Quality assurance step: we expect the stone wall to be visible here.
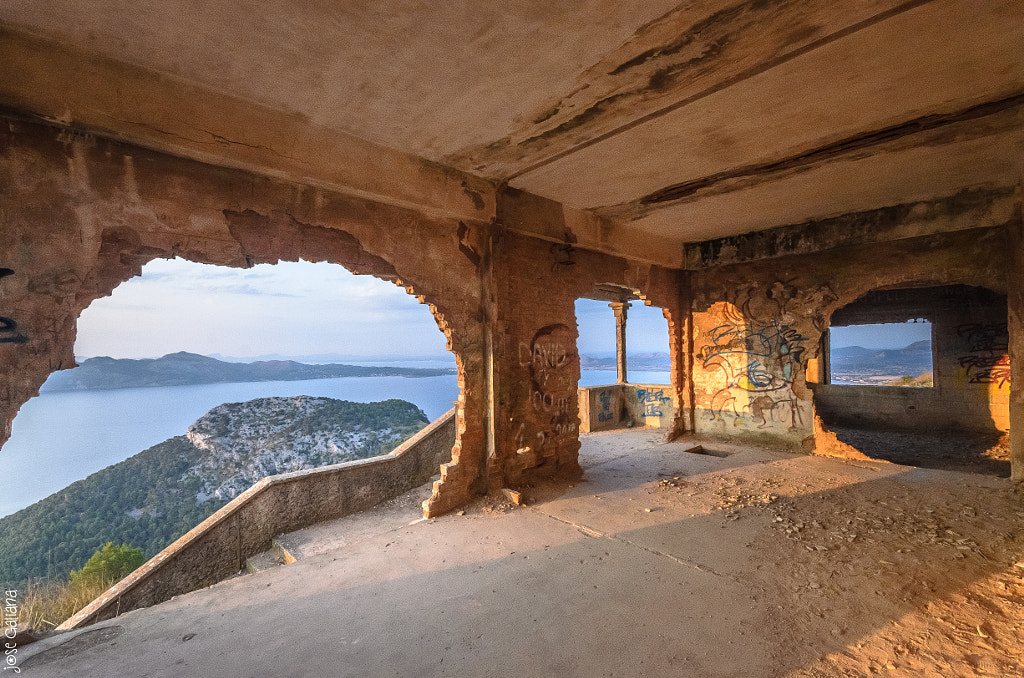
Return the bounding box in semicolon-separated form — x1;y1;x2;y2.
58;408;457;629
0;117;488;515
578;383;675;433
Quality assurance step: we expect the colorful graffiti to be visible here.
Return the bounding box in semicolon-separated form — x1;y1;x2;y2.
636;388;671;417
700;320;807;393
957;322;1010;388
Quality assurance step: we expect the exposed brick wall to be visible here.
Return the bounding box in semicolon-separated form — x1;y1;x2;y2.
487;230;686;489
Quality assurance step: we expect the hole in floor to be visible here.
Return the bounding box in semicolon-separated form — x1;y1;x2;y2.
684;445;730;458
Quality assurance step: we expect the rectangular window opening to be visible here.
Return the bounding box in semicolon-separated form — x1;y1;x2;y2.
828;321;933;387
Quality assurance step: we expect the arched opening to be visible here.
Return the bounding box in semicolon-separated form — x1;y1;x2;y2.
574;287;674;434
813;284;1009;476
0;256;461;605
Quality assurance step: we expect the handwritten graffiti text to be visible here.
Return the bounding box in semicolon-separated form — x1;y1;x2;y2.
957;322;1010;388
636;388;671;418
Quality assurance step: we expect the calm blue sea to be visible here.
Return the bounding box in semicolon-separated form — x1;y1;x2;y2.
0;369;668;517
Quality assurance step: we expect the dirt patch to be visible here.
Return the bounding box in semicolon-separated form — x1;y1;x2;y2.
751;473;1024;677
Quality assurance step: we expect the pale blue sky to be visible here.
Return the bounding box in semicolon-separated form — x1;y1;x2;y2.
76;258;451;360
829;321;932;349
574;298;670;356
79;259;926;359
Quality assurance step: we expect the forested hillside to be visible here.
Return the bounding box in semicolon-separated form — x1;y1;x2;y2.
0;397;428;585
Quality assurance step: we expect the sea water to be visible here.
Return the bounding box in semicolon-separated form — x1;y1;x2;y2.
1;369;668;517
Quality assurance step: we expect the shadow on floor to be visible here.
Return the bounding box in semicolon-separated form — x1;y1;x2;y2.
826;423;1010;477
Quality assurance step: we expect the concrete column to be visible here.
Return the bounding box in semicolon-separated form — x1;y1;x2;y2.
1009;197;1024;482
610;301;629;384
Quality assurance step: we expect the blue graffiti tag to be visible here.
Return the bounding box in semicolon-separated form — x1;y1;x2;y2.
636;388;671;417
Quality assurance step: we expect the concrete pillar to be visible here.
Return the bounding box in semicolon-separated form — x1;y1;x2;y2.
610;301;629;384
1009;197;1024;482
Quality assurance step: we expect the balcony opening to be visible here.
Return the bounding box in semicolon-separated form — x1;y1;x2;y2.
575;293;673;434
814;285;1009;476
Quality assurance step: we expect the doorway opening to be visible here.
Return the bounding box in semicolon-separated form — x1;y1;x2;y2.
575;290;673;433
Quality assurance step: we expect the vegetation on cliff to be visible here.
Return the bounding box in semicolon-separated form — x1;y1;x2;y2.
0;397;428;586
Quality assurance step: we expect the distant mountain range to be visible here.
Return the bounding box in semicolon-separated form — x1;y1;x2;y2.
581;352;671;371
830;340;933;382
0;396;428;585
41;352;457;392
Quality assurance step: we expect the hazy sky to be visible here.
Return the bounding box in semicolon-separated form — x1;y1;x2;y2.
76;258;451;360
77;258;923;360
76;258;673;360
829;322;932;349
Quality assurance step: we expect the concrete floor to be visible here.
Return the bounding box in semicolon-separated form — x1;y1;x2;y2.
17;429;1024;677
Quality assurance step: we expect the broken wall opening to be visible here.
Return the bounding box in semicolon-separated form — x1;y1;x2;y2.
0;256;460;590
574;290;674;434
828;320;934;387
813;285;1010;476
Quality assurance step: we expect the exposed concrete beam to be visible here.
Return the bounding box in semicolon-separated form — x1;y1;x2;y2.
0;26;496;224
496;187;684;269
683;186;1021;269
633;92;1024;211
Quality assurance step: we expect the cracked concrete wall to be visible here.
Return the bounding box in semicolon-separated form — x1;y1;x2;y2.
0;117;490;516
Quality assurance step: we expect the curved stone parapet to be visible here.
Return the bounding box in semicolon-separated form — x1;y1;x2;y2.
58;407;457;630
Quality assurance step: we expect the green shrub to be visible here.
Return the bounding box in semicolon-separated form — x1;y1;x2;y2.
69;542;145;593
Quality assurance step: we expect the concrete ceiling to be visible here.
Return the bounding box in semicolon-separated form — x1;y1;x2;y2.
1;0;1022;261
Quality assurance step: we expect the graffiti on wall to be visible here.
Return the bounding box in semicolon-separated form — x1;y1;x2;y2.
597;389;614;422
636;388;671;418
691;280;836;433
956;322;1010;388
698;316;809;429
0;269;27;345
517;324;578;455
700;320;807;392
